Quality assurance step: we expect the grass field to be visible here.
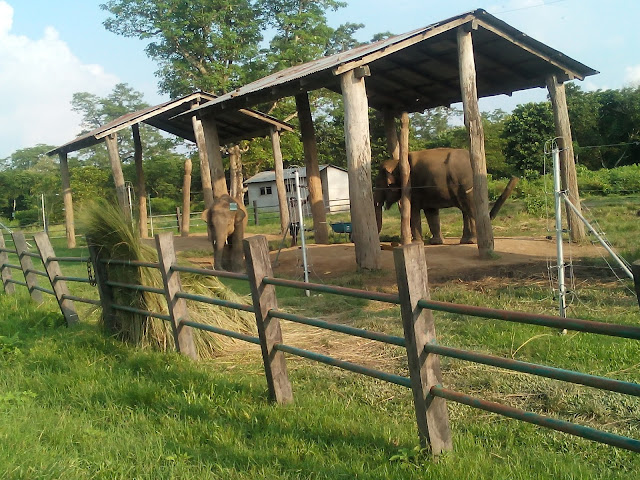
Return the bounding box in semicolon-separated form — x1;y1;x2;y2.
1;195;639;479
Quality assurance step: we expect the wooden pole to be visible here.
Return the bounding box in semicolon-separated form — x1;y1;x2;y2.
399;112;412;245
394;242;452;455
270;127;290;234
295;92;329;244
201;116;228;197
191;112;215;209
58;152;76;248
243;235;293;404
383;110;400;162
632;260;640;311
0;233;15;294
155;232;198;360
87;238;117;335
229;146;239;199
181;158;192;237
546;74;586;242
105;133;130;219
339;68;381;270
489;176;520;220
33;232;78;326
457;26;494;258
132;124;148;238
253;200;259;226
12;231;43;303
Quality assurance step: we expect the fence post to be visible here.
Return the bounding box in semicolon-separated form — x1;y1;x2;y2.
87;238;118;335
155;232;198;360
394;242;452;455
632;260;640;311
253;200;259;226
12;231;43;303
176;207;182;234
33;232;79;326
243;235;293;404
0;234;15;295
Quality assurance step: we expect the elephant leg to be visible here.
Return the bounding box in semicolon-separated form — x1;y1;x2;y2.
425;209;444;245
410;205;423;242
229;227;245;273
460;191;477;244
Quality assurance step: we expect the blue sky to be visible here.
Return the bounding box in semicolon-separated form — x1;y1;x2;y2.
1;0;639;158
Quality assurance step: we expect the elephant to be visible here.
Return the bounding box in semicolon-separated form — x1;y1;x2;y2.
202;194;248;272
373;148;476;245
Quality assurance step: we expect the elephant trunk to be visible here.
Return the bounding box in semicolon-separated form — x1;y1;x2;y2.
375;202;383;234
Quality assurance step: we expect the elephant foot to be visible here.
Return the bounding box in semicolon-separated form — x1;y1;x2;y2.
460;237;476;244
428;236;444;245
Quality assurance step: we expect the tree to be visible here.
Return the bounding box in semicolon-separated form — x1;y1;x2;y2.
1;144;56;171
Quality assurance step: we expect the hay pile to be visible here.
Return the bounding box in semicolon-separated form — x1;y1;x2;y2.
80;200;256;357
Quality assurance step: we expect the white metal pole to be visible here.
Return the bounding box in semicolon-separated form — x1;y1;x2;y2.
41;193;47;234
148;194;154;237
553;146;567;318
294;171;310;296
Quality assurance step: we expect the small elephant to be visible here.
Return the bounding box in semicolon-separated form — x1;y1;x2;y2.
373;148;476;245
202;194;248;272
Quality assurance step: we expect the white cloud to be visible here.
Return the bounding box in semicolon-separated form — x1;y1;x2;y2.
0;1;119;158
624;65;640;86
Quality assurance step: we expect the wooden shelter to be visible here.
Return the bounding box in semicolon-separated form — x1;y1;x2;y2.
47;92;293;247
190;8;597;268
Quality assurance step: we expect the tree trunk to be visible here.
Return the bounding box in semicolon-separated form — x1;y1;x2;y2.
340;69;381;270
270;127;290;233
105;133;130;219
546;74;586;242
58;152;76;248
399;112;412;245
201;115;227;198
132;124;148;238
182;158;192;237
457;26;494;258
229;145;244;201
295;92;329;244
191;112;214;209
383;110;400;162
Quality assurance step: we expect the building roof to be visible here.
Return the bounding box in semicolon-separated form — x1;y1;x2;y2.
245;165;347;184
190;9;597;116
47;92;294;156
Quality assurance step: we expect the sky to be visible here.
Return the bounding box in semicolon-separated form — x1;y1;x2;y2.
1;0;639;159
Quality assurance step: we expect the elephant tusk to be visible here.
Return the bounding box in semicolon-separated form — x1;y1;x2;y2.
465;186;473;194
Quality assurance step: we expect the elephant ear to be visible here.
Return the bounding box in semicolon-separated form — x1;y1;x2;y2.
201;208;210;221
234;205;246;225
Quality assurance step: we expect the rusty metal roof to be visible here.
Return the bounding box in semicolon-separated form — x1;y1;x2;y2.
190;9;597;116
47;92;293;156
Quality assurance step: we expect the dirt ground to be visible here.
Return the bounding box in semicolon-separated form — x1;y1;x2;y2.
155;233;606;285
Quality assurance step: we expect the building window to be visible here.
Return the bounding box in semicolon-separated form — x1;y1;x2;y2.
260;186;272;195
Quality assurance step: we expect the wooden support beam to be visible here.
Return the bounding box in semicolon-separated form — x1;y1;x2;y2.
201;116;228;198
33;232;78;326
132;124;148;238
399;112;412;245
243;235;293;404
340;69;381;269
394;243;452;455
181;158;192;237
0;233;15;294
457;27;494;258
295;92;329;244
105;133;130;219
383;110;400;162
229;144;244;202
12;231;43;303
191;110;215;209
270;127;290;234
58;152;76;248
546;74;586;242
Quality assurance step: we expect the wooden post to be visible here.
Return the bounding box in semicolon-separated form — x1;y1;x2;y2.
490;176;520;220
33;232;78;326
253;200;259;226
200;115;228;197
0;234;15;294
176;207;182;233
546;74;586;242
243;235;293;404
105;133;130;218
458;26;494;258
155;232;198;360
87;238;117;334
632;261;640;311
12;231;43;303
340;68;381;270
383;110;400;162
229;145;245;201
132;124;148;238
191;111;215;209
58;152;76;248
295;92;329;244
399;112;412;245
181;158;192;237
394;242;452;455
270;127;290;234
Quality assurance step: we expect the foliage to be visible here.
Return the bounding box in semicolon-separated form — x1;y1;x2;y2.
0;144;55;171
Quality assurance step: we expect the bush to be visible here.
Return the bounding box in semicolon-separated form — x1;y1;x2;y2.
576;164;640;196
149;197;179;215
14;209;40;227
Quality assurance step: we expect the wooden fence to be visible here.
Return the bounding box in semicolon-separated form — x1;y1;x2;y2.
2;230;640;455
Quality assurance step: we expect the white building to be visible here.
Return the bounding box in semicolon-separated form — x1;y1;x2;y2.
245;165;350;215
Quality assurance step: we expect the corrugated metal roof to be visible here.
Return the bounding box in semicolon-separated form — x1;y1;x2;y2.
191;9;597;116
47;92;294;156
245;165;348;184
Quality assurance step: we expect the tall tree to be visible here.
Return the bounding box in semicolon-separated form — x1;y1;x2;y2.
1;144;56;171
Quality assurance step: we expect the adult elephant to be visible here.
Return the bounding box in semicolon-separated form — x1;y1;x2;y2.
373;148;475;244
202;194;248;272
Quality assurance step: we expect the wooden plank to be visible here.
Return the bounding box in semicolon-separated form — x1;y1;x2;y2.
490;176;520;220
394;242;452;455
201;116;228;197
87;239;117;334
243;235;293;404
132;124;149;238
295;93;329;244
105;133;130;218
633;261;640;311
237;108;294;132
399;112;412;245
340;69;381;269
33;232;79;326
457;27;494;258
270;127;290;234
58;152;76;248
191;109;215;209
155;232;197;360
546;74;586;242
0;234;15;294
181;158;192;237
12;232;43;303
